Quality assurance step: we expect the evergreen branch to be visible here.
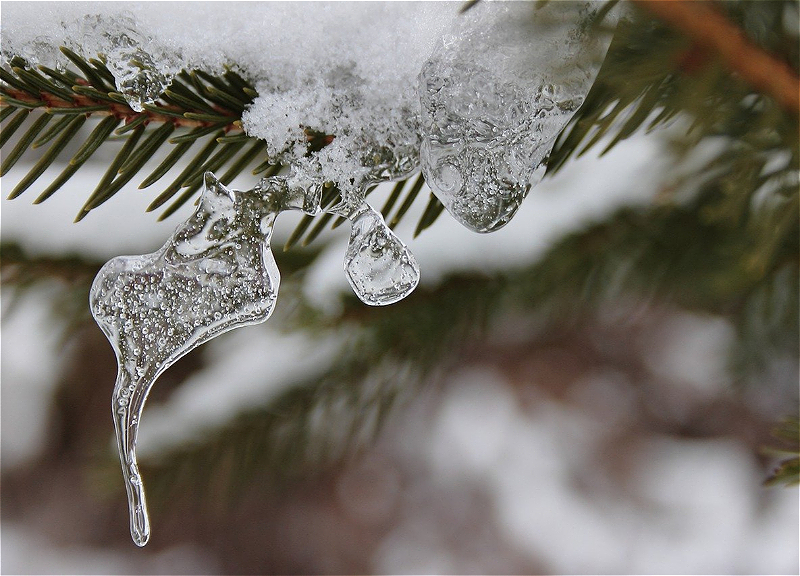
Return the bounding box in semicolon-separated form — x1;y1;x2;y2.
549;1;799;177
0;53;271;221
34;115;121;204
7;114;86;199
75;124;146;221
140;356;419;509
388;174;425;229
0;113;49;175
632;0;800;114
138;140;195;189
379;179;408;219
0;241;102;286
146;133;222;212
3;1;797;241
0;109;30;147
414;193;446;238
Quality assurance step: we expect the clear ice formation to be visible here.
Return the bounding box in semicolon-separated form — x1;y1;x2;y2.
59;1;618;546
290;151;421;306
329;201;420;306
90;172;319;546
418;1;612;233
68;13;176;112
90;169;421;545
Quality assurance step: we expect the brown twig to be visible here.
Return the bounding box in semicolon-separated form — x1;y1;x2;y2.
0;87;243;131
631;0;800;114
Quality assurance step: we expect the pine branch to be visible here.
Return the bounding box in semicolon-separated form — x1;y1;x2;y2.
548;0;799;176
0;53;270;221
764;418;800;487
1;52;443;242
2;1;797;244
140;357;420;510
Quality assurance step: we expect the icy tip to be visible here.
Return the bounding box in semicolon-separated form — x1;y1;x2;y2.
204;171;219;190
130;510;150;547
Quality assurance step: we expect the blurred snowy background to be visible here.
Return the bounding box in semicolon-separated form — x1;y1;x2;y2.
2;1;799;574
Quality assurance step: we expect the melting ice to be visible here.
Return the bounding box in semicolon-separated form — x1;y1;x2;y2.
419;2;613;232
330;201;420;306
89;173;319;545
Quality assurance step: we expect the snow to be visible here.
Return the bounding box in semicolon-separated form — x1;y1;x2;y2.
1;2;458;195
374;369;800;575
1;523;219;574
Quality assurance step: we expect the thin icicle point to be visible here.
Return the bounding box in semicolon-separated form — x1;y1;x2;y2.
90;172;317;546
418;2;614;233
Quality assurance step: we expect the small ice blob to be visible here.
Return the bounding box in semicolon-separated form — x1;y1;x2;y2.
64;13;178;111
338;203;420;306
418;1;615;233
90;172;318;546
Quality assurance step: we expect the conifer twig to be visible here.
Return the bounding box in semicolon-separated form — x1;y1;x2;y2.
632;0;800;114
0;86;242;131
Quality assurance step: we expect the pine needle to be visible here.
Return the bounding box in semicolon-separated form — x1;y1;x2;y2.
0;113;52;176
7;114;86;200
34;116;121;203
0;109;31;148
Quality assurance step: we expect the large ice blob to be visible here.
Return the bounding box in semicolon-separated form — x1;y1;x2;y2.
418;2;615;233
90;173;318;546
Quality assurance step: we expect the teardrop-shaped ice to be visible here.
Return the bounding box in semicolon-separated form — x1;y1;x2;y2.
418;2;614;233
90;172;318;546
341;203;420;306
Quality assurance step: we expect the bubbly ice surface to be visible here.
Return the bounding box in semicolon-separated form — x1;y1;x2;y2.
418;2;614;233
89;172;318;545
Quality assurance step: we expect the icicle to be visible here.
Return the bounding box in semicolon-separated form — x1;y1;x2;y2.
418;2;613;233
90;172;318;546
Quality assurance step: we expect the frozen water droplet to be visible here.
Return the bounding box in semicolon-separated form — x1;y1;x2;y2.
418;2;613;233
90;171;308;546
278;158;420;306
339;203;420;306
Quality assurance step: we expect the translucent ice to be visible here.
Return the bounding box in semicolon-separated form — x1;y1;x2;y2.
64;13;178;111
418;2;614;233
90;172;317;546
274;163;420;306
332;202;420;306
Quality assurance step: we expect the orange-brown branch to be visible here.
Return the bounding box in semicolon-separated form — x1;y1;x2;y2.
631;0;800;114
0;87;243;131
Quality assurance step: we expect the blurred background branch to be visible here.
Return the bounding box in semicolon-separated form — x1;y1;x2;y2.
632;0;799;113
